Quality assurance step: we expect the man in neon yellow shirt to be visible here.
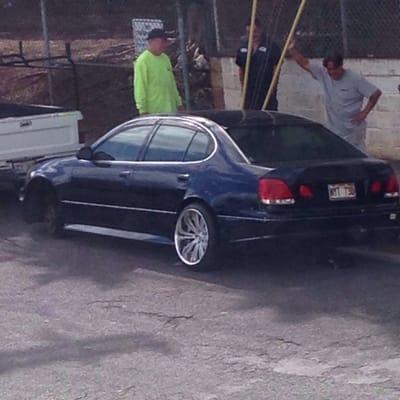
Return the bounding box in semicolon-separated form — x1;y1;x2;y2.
134;29;183;115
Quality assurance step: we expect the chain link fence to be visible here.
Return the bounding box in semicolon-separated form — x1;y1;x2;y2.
0;0;213;142
1;0;399;142
214;0;400;59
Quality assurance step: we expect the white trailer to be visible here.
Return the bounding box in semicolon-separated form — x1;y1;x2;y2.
0;103;82;191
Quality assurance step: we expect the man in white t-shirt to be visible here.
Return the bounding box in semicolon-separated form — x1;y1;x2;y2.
288;41;382;152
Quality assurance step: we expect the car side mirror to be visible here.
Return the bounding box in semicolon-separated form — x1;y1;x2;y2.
77;146;93;160
93;151;115;161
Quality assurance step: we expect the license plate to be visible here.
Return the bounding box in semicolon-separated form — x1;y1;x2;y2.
12;160;35;175
328;183;356;201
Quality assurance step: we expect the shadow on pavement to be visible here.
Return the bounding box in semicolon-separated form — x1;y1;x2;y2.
0;331;173;375
2;192;400;345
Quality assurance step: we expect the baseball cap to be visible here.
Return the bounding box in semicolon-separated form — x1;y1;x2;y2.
147;28;171;41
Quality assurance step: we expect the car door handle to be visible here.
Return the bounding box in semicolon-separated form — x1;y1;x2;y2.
119;170;132;178
177;174;190;182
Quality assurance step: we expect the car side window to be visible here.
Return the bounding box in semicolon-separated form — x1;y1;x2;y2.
94;126;151;161
184;131;212;162
144;125;196;162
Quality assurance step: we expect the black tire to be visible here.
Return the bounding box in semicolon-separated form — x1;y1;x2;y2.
44;194;65;238
174;203;219;271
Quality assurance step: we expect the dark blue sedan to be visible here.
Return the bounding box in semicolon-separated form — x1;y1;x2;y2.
23;111;400;270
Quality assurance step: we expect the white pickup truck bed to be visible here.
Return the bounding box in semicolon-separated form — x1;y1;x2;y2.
0;103;82;190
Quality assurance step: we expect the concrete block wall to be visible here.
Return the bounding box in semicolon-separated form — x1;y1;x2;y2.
218;57;241;110
214;57;400;160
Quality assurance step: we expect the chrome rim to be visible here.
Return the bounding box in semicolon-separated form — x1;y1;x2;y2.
175;208;209;266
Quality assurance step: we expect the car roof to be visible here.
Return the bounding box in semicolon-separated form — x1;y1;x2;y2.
121;110;317;132
181;110;316;128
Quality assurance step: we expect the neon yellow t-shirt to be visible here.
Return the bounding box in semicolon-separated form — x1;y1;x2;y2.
134;50;182;114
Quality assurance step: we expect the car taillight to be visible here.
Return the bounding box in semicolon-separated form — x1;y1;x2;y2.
259;179;295;205
385;173;399;198
299;184;314;199
370;180;382;194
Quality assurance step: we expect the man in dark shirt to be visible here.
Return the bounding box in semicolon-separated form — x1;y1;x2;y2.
236;18;281;110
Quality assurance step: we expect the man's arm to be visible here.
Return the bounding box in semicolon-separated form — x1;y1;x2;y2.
287;40;325;82
271;42;282;89
287;40;311;72
352;89;382;125
174;86;183;110
134;59;148;115
168;57;183;110
239;68;244;87
235;42;246;88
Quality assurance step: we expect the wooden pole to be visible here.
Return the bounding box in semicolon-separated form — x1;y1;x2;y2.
240;0;259;109
262;0;308;110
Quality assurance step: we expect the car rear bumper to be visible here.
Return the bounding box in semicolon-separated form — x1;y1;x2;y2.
218;207;400;243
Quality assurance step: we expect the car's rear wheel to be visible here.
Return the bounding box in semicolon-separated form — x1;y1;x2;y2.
44;195;65;238
174;203;219;271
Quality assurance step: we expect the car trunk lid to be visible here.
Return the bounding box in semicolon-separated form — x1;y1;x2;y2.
260;158;399;212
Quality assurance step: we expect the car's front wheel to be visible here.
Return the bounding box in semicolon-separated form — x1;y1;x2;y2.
174;203;219;271
44;195;65;238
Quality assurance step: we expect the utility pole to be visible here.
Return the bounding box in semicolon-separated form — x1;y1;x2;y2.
40;0;54;105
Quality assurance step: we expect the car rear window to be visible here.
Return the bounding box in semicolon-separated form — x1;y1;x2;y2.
144;125;196;162
227;124;364;164
184;132;213;162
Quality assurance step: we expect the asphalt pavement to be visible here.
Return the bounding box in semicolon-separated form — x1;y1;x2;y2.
1;192;400;399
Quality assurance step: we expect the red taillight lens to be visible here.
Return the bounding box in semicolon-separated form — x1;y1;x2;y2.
385;173;399;198
299;184;314;199
371;181;382;194
259;179;295;205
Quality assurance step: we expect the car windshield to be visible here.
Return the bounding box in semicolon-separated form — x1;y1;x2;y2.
227;124;365;164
